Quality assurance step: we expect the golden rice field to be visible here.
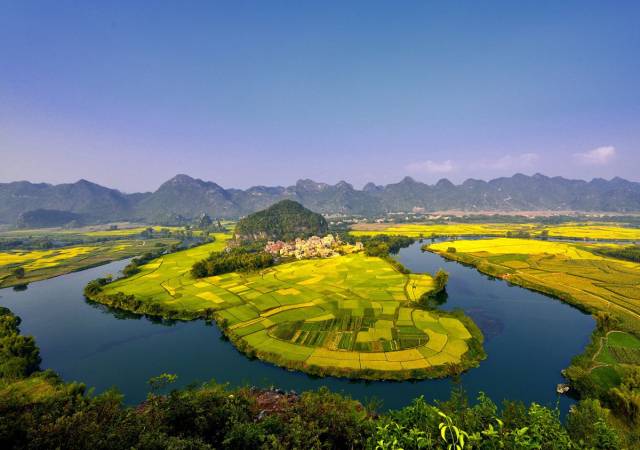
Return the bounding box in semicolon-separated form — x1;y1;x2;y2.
0;238;179;288
98;242;483;379
428;238;640;320
350;222;640;241
350;223;536;238
544;223;640;240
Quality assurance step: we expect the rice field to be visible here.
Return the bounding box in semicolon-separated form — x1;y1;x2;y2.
100;243;482;379
428;238;640;320
350;222;640;241
544;223;640;241
0;238;179;288
350;223;536;238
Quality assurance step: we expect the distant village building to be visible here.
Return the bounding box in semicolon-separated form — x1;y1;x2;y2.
264;234;363;260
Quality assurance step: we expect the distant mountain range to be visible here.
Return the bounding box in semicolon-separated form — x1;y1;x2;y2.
1;173;640;225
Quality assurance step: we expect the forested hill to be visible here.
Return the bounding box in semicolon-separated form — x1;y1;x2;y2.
1;173;640;225
234;200;328;241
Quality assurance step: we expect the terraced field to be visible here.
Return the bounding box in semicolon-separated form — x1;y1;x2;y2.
0;238;178;288
351;222;640;241
98;241;483;379
428;238;640;320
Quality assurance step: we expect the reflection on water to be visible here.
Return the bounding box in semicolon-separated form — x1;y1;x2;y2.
0;243;594;414
464;308;505;341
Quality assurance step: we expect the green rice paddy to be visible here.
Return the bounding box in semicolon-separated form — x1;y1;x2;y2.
98;238;483;379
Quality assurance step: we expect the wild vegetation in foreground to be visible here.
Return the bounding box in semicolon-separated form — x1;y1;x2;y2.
88;237;484;379
351;222;640;241
426;238;640;434
0;306;629;449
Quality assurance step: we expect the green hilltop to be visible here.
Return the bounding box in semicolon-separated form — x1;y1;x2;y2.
234;200;328;242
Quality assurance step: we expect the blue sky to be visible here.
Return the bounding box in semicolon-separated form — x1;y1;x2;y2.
1;1;639;192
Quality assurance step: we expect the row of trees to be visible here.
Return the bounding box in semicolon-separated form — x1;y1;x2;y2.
122;247;168;277
593;244;640;263
191;248;274;278
361;235;415;257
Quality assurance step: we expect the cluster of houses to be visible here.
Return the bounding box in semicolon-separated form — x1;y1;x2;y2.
264;234;363;259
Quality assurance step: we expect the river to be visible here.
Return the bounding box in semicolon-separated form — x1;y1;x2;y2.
0;242;594;413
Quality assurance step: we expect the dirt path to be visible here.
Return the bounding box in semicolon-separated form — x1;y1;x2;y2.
588;330;620;373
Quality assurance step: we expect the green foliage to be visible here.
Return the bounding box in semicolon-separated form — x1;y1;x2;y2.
122;249;167;277
594;244;640;263
0;307;41;380
505;230;532;238
432;270;448;294
419;270;449;309
191;248;274;278
608;366;640;424
362;235;415;257
148;373;178;393
83;276;112;297
566;399;621;449
235;200;328;241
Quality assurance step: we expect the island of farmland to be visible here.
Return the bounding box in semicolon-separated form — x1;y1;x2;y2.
88;235;484;380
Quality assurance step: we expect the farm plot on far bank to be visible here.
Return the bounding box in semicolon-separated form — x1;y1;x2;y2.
350;222;640;241
428;238;640;320
350;223;536;238
0;238;179;288
96;246;483;379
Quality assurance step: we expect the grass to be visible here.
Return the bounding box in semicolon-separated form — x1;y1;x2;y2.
596;331;640;366
0;238;179;288
96;242;483;379
350;222;640;241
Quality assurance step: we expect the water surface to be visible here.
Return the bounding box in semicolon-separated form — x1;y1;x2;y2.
0;242;594;413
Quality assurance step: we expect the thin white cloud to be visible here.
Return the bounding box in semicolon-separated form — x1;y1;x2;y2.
405;159;455;174
479;152;539;171
573;146;616;165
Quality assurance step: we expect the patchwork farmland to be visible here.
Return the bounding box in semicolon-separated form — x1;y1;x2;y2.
0;238;179;288
428;238;640;321
351;222;640;241
97;239;483;379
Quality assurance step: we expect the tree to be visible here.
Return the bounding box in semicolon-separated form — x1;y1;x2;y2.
433;269;449;294
566;399;621;448
12;267;25;279
197;213;213;230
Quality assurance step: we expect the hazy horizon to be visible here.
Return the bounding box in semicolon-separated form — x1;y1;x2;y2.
2;1;639;191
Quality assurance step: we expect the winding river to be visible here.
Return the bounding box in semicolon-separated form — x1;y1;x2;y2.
0;242;594;413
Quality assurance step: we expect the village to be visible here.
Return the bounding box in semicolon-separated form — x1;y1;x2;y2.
264;234;363;259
